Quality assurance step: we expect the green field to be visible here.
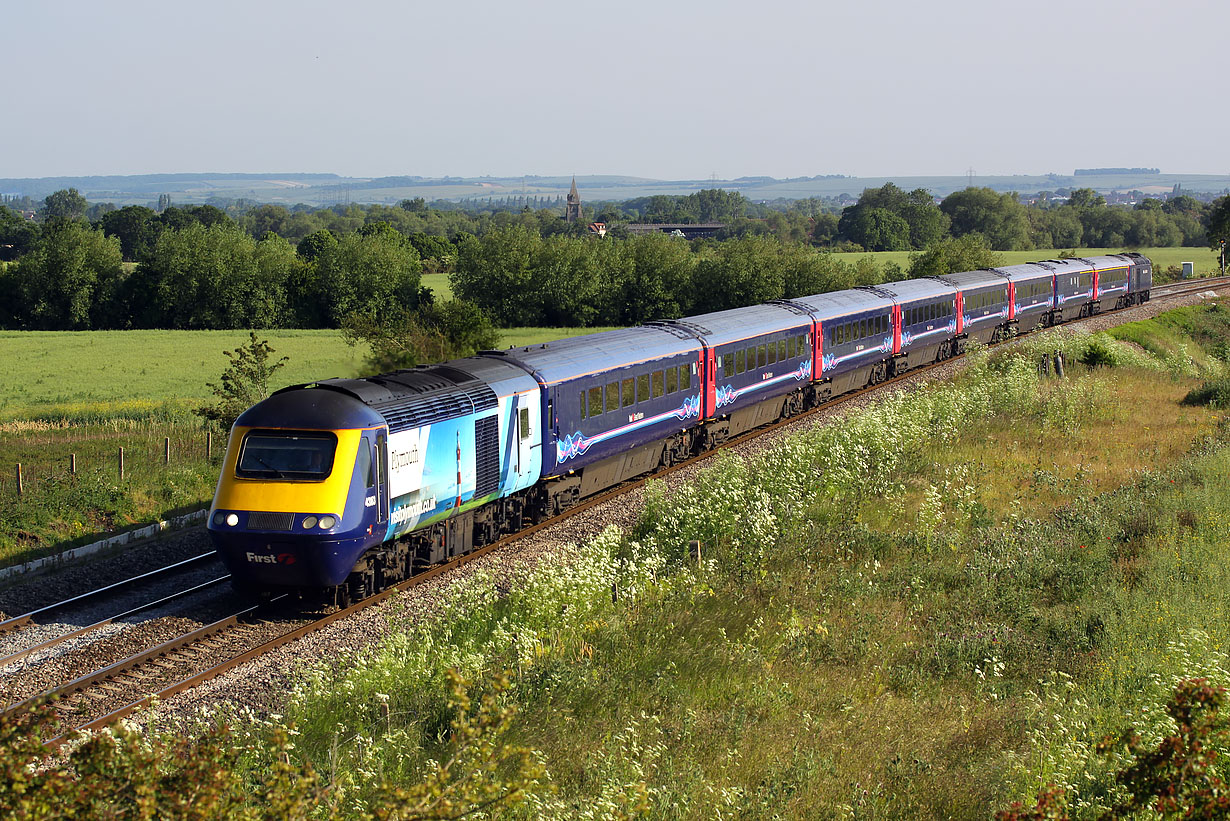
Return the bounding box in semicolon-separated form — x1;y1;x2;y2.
840;246;1224;276
0;327;620;422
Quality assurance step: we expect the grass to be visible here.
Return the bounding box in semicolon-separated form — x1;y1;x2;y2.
0;327;619;424
214;303;1230;818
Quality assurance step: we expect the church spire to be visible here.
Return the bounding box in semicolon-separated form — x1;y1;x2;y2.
566;176;581;223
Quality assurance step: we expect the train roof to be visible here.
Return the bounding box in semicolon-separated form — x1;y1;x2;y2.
1079;254;1134;269
991;262;1056;282
237;385;385;431
1034;258;1094;275
868;278;958;303
660;303;812;347
266;363;502;434
930;270;1009;290
784;287;895;320
481;326;702;385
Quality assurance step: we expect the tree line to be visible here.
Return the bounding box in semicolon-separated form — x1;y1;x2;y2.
2;186;1227;333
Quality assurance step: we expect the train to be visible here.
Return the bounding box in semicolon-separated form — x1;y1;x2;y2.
207;252;1153;603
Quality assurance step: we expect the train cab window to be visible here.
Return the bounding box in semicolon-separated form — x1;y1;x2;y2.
622;378;635;408
666;367;678;394
779;339;787;361
652;370;664;398
356;443;373;489
723;354;734;379
237;431;337;481
588;386;603;417
735;348;745;373
637;373;650;402
606;382;620;413
680;365;691;391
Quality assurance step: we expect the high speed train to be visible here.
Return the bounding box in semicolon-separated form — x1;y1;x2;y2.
207;253;1152;603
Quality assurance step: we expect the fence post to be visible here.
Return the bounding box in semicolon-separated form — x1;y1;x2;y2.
207;430;213;460
118;447;125;480
164;436;171;465
690;540;702;565
15;464;21;496
70;453;76;475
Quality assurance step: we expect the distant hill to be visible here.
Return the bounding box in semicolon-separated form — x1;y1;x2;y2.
2;170;1228;208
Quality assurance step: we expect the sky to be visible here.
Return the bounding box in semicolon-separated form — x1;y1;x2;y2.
5;0;1227;181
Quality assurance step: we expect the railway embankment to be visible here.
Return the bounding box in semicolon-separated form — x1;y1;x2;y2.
8;297;1230;818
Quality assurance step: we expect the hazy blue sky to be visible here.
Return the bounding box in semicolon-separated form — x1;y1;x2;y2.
5;0;1226;180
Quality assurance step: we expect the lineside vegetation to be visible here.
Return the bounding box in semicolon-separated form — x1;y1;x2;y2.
7;303;1226;817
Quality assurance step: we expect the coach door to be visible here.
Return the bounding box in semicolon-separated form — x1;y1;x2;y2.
374;430;388;524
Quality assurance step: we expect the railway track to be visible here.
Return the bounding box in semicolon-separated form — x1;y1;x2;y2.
7;274;1227;748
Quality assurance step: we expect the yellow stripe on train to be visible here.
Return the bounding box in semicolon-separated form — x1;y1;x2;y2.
213;425;363;515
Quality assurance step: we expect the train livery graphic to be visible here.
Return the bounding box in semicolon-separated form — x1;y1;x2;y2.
208;254;1152;603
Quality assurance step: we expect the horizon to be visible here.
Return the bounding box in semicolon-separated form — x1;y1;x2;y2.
6;0;1226;181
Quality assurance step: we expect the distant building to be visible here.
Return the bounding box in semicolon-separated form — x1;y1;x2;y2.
566;177;581;223
625;223;726;240
587;222;607;237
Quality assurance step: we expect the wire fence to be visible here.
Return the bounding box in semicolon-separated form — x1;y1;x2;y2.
0;429;220;502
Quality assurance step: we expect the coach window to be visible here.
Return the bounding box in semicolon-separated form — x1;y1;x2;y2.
756;344;765;367
779;339;787;361
767;341;777;365
622;378;635;408
787;337;797;358
735;348;745;373
666;366;677;394
680;365;691;391
606;382;620;414
588;386;603;417
652;370;664;398
723;354;734;379
638;373;650;402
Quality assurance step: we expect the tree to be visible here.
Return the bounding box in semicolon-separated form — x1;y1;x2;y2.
11;221;124;329
907;234;1003;279
940;188;1031;250
692;235;786;313
838;184;947;250
296;228;337;262
195;333;289;429
0;206;40;261
842;207;912;251
41;188;88;222
315;229;422;327
451;226;543;326
100;205;158;261
1205;196;1230;254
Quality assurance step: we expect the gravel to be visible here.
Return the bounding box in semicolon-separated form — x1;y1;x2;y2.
14;286;1222;731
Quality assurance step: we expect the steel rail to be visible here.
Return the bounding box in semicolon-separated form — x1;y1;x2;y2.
0;552;220;635
0;575;233;670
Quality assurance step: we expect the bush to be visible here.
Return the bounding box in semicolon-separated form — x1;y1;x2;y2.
1183;376;1230;409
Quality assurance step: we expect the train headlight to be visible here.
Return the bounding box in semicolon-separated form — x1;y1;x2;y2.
302;515;318;529
319;515;337;529
212;511;224;526
225;513;239;527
